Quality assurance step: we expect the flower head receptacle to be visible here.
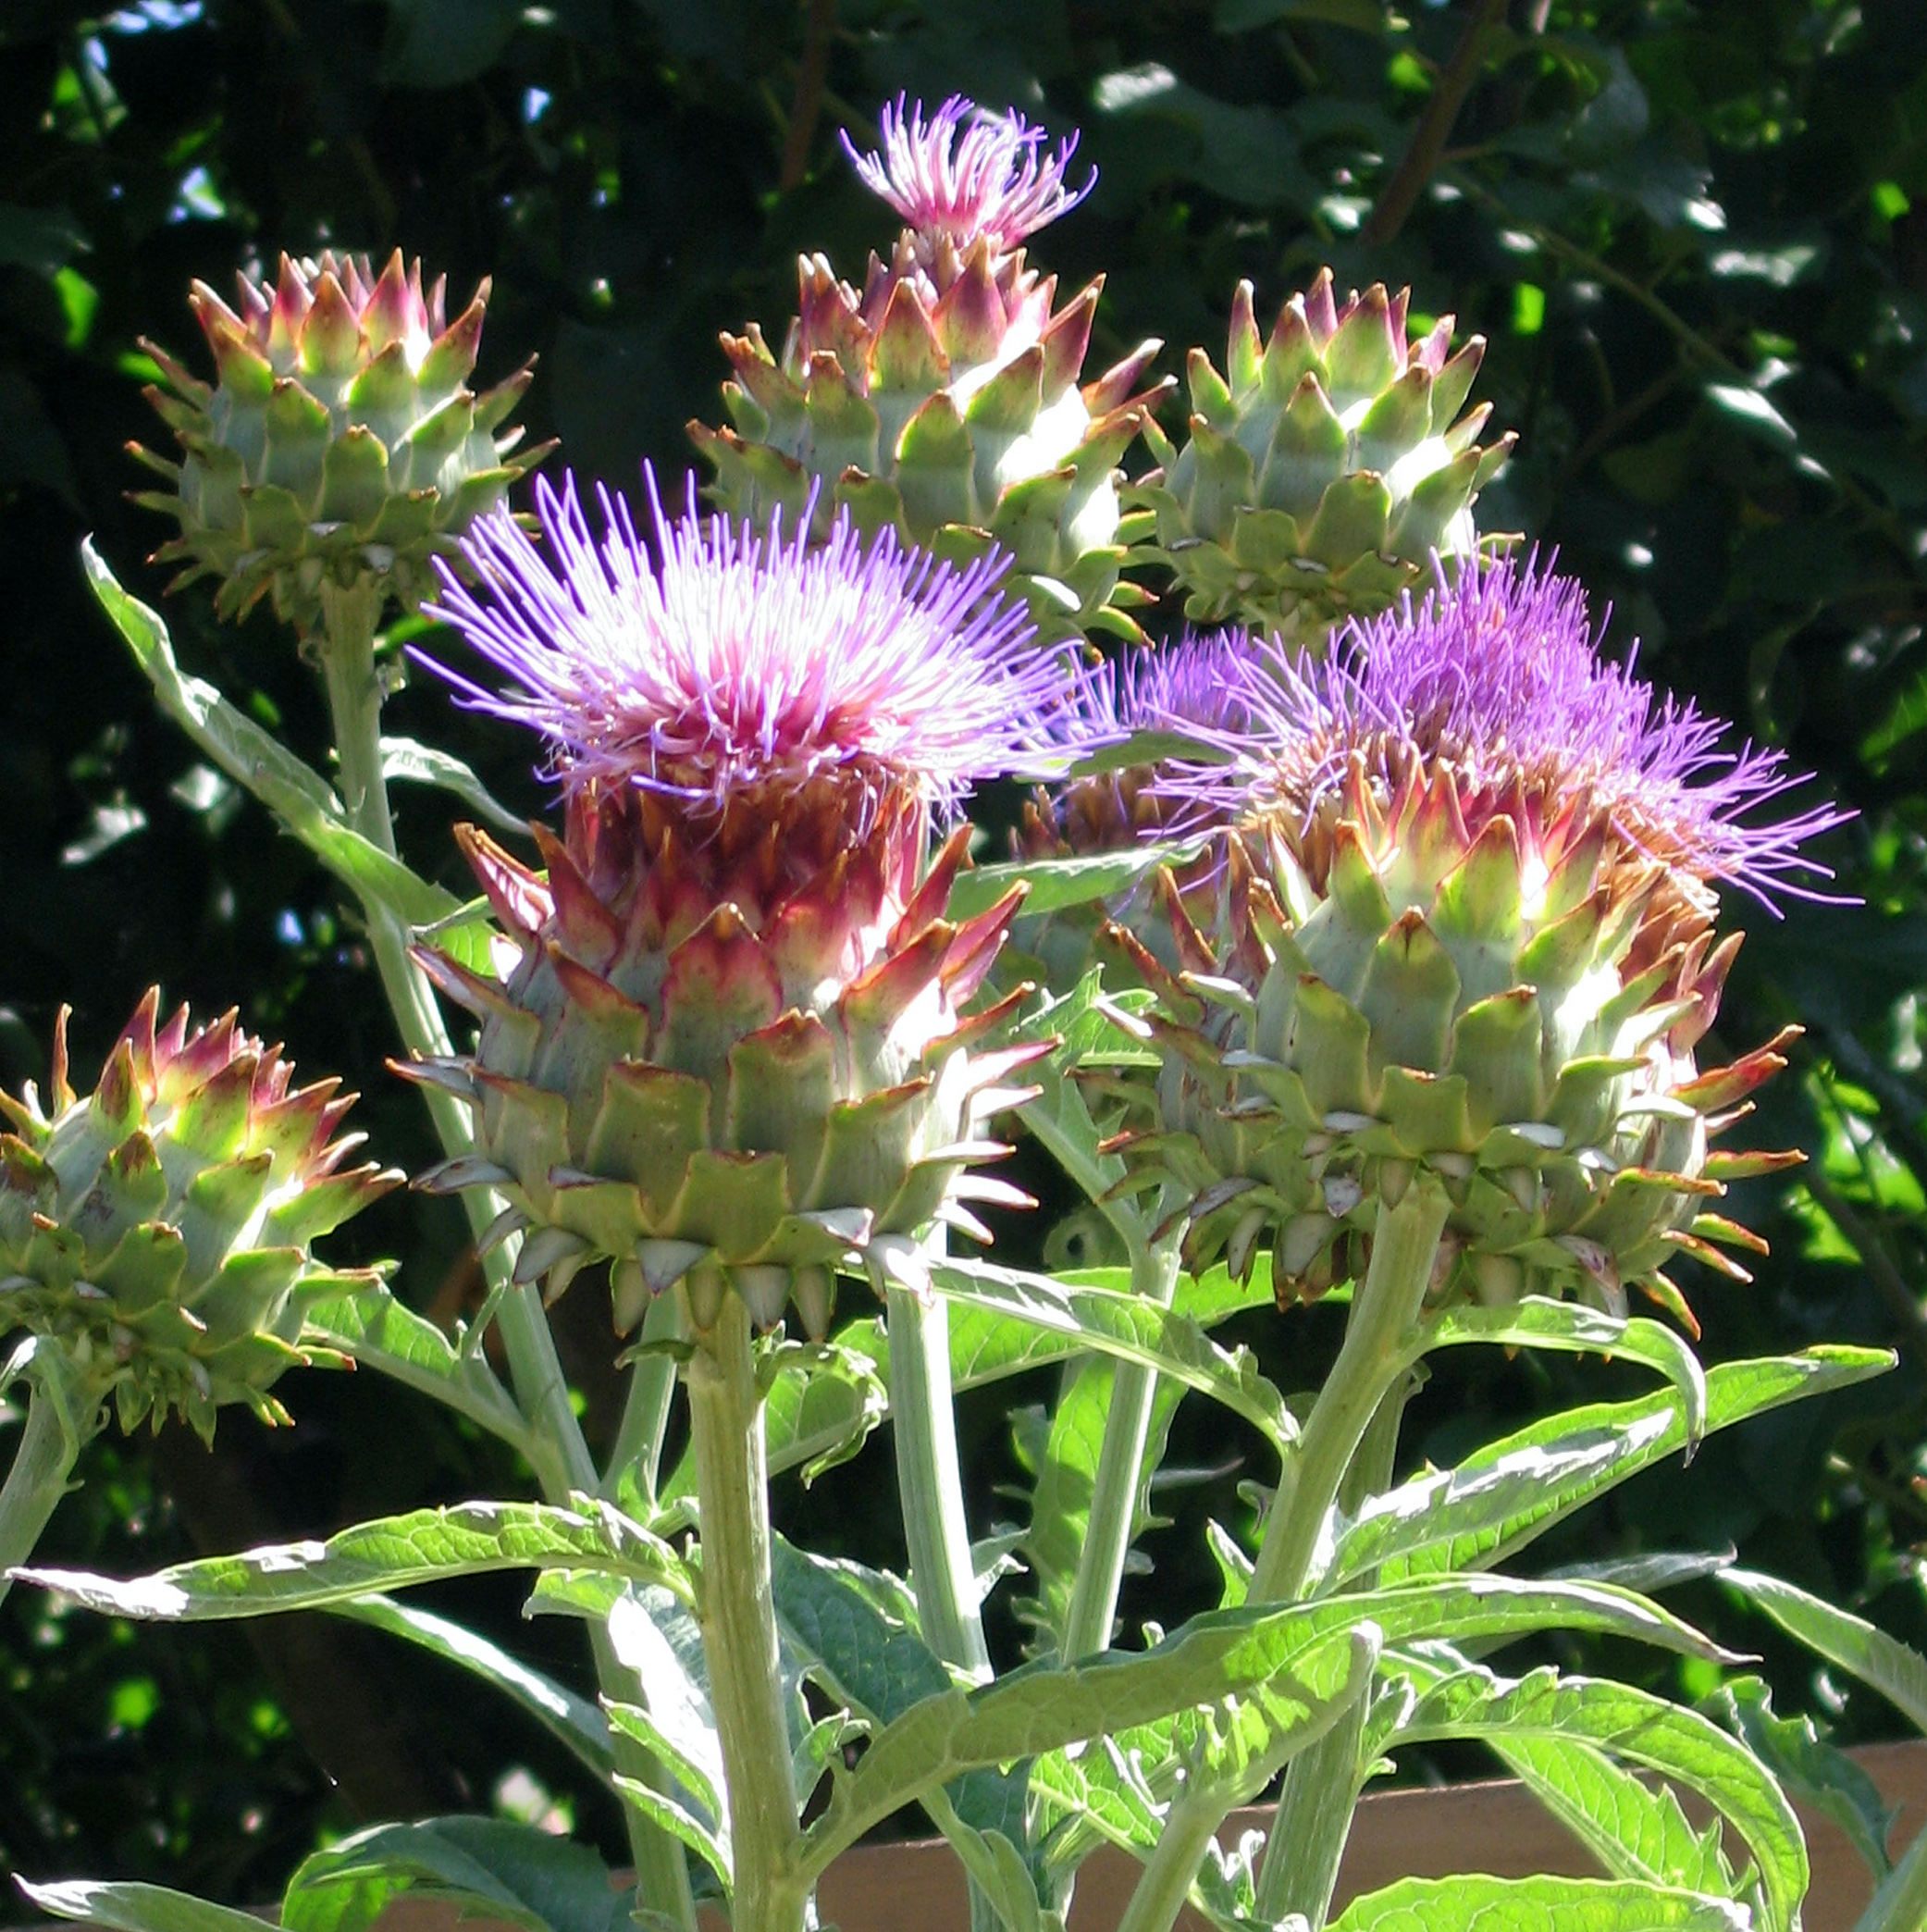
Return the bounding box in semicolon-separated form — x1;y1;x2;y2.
1133;269;1513;647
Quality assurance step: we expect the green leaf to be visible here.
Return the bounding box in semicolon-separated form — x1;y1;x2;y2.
1708;1677;1895;1882
799;1570;1731;1881
82;542;460;932
1723;1567;1927;1734
304;1283;534;1453
15;1498;689;1618
327;1592;613;1782
924;1255;1294;1455
804;1621;1377;1880
609;1771;733;1896
1501;1735;1731;1900
0;201;87;276
1376;1658;1803;1932
19;1880;274;1932
1328;1875;1748;1931
379;0;523;86
1215;0;1388;31
380;734;531;836
280;1816;628;1932
1337;1349;1887;1589
772;1541;1041;1889
946;837;1207;923
761;1328;890;1486
1705;382;1798;451
1410;1298;1709;1451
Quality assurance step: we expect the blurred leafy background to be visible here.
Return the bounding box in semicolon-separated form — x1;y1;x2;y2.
4;0;1927;1900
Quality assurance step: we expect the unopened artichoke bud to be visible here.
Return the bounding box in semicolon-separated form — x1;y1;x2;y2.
0;992;399;1442
1106;558;1847;1326
404;469;1089;1338
1133;270;1513;646
691;95;1172;643
130;250;550;628
1009;627;1265;992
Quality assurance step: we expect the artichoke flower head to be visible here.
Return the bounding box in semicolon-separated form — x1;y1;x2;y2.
1135;269;1514;647
408;470;1088;1336
0;992;397;1441
693;95;1171;643
130;250;546;628
1110;557;1850;1326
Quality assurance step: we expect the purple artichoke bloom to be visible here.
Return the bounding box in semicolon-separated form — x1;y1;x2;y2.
1070;626;1268;746
423;465;1084;825
841;94;1095;256
1019;628;1264;862
1166;554;1850;909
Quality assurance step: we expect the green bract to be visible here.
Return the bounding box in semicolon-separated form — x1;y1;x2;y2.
0;992;398;1440
1133;271;1513;643
130;250;548;628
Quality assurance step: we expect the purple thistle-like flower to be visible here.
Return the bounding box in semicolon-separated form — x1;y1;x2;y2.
1068;627;1268;746
424;465;1081;822
1168;554;1850;907
841;94;1095;255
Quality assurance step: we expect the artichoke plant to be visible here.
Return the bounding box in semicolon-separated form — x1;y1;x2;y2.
130;249;546;628
1107;558;1846;1321
692;95;1169;641
1134;270;1513;644
0;990;397;1441
406;470;1082;1337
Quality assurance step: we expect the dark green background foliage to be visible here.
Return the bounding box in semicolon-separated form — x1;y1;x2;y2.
3;0;1926;1896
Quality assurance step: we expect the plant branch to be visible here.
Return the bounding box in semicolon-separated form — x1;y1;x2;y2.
1361;0;1507;246
314;581;692;1927
777;0;836;192
886;1276;992;1679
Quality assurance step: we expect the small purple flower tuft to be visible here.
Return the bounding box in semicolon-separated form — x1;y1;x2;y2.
423;465;1082;821
841;95;1095;255
1072;627;1268;745
1168;554;1851;907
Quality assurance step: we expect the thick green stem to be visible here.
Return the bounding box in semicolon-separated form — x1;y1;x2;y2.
885;1280;991;1679
0;1391;83;1603
1060;1219;1184;1661
686;1288;807;1932
1110;1785;1224;1932
315;583;689;1926
1114;1181;1449;1932
1253;1376;1418;1928
1249;1182;1450;1604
